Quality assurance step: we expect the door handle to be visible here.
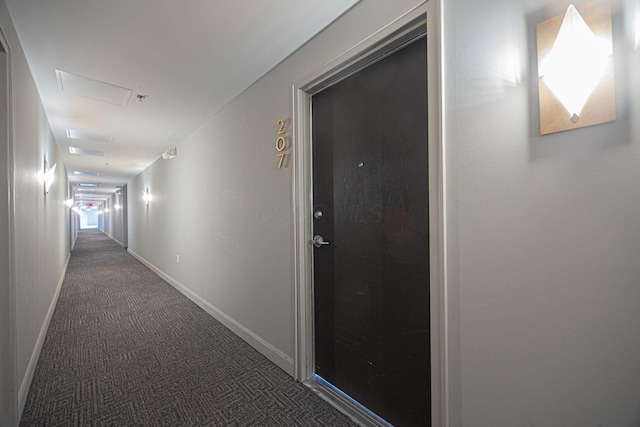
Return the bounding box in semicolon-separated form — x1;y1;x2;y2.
311;235;330;248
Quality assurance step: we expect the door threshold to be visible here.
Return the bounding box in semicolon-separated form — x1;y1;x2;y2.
304;375;392;427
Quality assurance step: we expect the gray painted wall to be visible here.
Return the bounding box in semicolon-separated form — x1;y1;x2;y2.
444;0;640;425
0;35;13;427
0;0;71;423
124;0;640;425
101;185;128;247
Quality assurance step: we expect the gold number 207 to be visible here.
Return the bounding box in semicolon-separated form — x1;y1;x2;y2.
276;119;288;169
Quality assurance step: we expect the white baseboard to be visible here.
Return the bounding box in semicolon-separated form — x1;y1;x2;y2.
104;231;126;248
18;252;70;417
127;248;295;376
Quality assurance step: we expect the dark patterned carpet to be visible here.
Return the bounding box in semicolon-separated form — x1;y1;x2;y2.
20;231;355;426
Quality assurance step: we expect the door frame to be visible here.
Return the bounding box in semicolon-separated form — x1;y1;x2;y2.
0;24;18;426
292;1;447;425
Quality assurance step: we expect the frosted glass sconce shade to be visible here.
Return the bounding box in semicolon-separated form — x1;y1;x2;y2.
43;160;56;195
143;187;151;206
536;3;616;134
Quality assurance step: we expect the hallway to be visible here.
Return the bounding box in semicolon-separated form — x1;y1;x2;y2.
3;0;640;425
20;231;355;426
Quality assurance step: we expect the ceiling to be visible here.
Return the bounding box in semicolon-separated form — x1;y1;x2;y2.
5;0;358;204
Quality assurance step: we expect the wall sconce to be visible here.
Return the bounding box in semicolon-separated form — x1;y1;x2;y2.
43;159;56;195
104;208;111;213
161;147;177;160
114;203;122;210
65;198;74;208
143;187;151;206
537;3;616;134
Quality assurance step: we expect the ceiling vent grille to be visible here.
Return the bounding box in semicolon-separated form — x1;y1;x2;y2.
56;70;132;106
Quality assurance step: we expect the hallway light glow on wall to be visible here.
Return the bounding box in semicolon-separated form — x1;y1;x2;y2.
114;203;122;210
635;6;640;49
536;3;616;134
65;198;74;208
143;187;151;206
43;159;56;195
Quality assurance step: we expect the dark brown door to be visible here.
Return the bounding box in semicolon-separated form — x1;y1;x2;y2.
312;36;430;427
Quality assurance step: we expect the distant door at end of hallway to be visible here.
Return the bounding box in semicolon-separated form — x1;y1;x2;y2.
81;208;100;229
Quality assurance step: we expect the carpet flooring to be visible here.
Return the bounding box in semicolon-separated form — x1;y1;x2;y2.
20;231;356;426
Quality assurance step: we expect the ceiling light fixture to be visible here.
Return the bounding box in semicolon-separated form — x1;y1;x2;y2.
536;3;616;134
161;147;177;160
69;147;107;157
66;129;114;143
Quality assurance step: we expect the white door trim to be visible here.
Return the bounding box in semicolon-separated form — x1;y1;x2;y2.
0;24;18;426
291;1;448;425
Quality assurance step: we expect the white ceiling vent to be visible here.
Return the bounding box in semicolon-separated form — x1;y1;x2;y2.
66;129;113;143
56;70;132;106
69;147;107;157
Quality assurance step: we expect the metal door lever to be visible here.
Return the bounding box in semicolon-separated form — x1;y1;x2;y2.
311;235;330;248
